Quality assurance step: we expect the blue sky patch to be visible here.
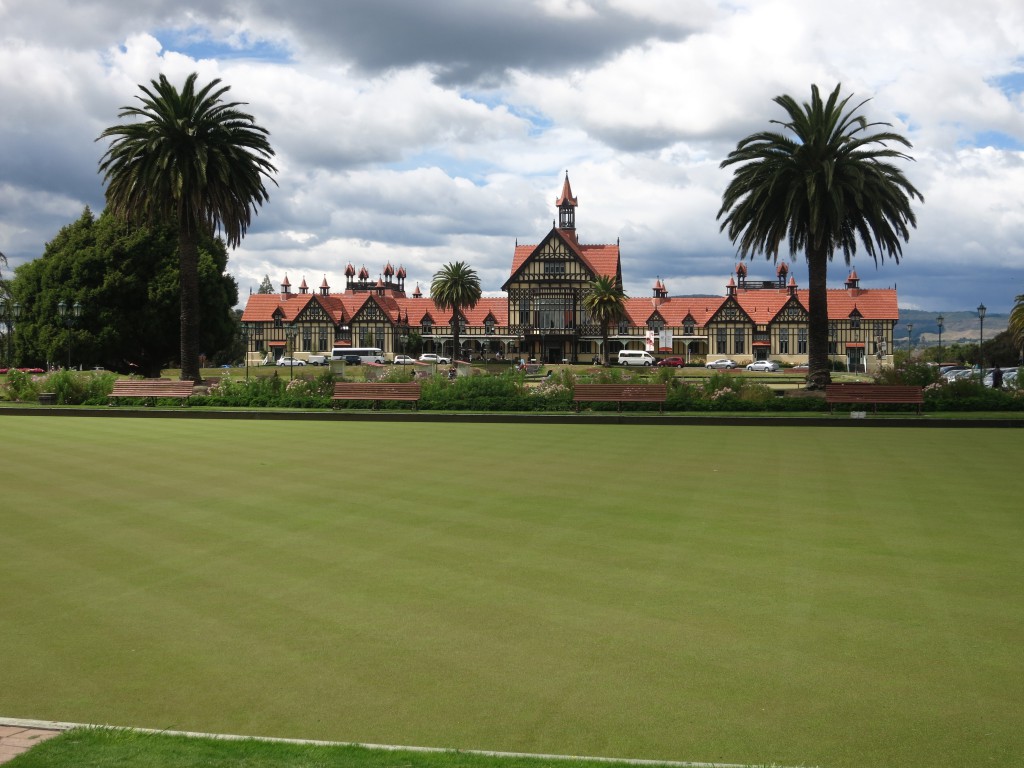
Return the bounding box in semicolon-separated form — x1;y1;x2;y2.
989;67;1024;96
154;27;292;64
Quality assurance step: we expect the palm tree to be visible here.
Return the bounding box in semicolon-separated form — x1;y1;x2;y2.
98;73;276;382
717;83;923;389
582;274;627;365
430;261;482;363
1009;294;1024;365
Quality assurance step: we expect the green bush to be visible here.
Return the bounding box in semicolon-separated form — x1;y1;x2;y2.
3;368;117;404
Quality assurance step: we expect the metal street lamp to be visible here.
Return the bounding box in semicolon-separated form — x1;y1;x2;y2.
2;298;20;367
240;322;251;381
285;324;297;381
977;303;986;383
936;314;944;359
907;322;914;351
58;299;82;369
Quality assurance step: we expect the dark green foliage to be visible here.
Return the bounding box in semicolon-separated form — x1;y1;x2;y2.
875;357;940;387
9;208;238;375
925;378;1024;411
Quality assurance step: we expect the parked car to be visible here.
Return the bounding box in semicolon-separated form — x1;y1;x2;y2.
393;355;416;365
746;360;780;372
706;358;737;369
656;356;686;368
791;363;809;371
419;353;450;364
343;355;361;365
276;357;305;367
306;354;329;366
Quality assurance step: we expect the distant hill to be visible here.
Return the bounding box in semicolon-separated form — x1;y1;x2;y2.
897;309;1008;345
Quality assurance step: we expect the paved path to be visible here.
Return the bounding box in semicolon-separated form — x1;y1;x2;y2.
0;721;64;765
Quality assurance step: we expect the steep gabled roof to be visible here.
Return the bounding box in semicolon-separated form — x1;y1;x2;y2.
505;228;620;289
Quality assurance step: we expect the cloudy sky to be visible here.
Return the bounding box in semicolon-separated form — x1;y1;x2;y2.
2;0;1023;313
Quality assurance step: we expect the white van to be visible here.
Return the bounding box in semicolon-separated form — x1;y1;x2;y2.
617;350;656;366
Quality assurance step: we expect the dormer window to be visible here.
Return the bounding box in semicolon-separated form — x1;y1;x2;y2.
485;318;495;335
421;319;433;334
684;321;695;336
618;319;630;335
648;318;664;332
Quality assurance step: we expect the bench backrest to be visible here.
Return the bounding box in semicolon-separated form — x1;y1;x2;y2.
824;384;923;401
574;384;667;400
111;380;194;397
333;382;421;398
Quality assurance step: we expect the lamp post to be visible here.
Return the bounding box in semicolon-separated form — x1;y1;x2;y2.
285;324;297;381
936;314;944;359
58;299;82;369
240;323;251;381
977;303;986;383
2;298;20;367
907;322;914;351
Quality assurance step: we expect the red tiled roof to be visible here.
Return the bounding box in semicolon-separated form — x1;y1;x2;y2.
507;231;620;284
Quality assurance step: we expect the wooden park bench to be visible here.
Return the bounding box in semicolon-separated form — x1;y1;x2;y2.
573;383;668;413
824;383;924;414
332;382;422;410
109;379;194;406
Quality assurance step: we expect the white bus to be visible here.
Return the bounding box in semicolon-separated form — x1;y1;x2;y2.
330;347;385;364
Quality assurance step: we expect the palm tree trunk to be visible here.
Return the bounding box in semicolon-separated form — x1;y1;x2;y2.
178;224;202;383
805;246;831;390
601;325;610;365
451;311;460;363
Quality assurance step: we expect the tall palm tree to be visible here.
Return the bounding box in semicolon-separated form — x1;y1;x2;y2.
718;83;923;389
583;274;627;365
431;261;482;363
1009;294;1024;365
98;73;276;383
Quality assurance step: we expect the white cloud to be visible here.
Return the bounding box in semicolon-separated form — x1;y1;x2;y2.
1;0;1023;312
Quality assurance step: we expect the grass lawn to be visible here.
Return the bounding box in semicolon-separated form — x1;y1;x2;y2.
1;416;1021;768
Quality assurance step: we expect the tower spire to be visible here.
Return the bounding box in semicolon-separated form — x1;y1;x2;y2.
556;170;577;232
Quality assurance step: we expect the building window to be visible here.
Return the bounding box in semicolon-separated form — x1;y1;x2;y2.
543;261;565;274
648;319;663;332
618;319;629;335
828;341;838;355
734;327;745;355
302;327;311;352
485;318;495;335
318;329;328;352
716;328;727;354
422;320;433;335
779;328;789;354
851;316;861;330
798;329;807;354
684;321;695;336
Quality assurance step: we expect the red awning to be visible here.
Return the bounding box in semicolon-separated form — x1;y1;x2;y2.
752;341;770;347
846;342;865;348
268;341;286;347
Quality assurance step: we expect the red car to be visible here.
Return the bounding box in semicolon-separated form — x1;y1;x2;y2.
656;356;686;368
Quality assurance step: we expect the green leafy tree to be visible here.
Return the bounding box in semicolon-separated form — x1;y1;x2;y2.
430;261;482;362
582;274;627;365
98;72;276;382
258;275;275;294
718;84;923;389
10;208;238;376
